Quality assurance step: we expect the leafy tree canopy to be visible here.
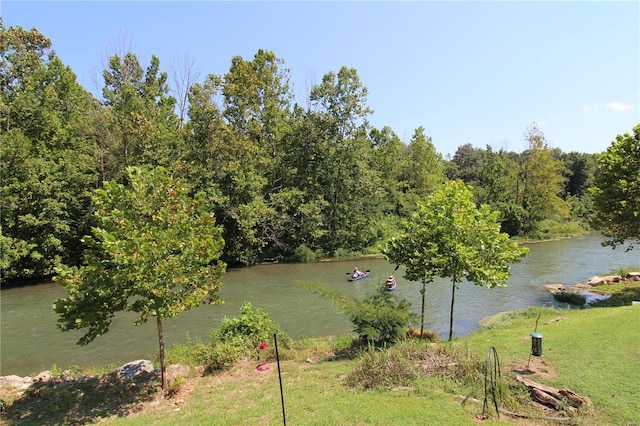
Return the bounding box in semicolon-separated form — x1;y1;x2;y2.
383;180;529;340
590;124;640;251
54;166;226;389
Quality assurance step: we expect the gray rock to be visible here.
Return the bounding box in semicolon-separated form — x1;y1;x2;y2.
116;360;155;380
0;375;31;391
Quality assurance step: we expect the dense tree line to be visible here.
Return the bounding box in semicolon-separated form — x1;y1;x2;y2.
0;23;609;283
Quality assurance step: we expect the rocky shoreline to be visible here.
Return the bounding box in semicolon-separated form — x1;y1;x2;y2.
543;272;640;305
0;360;189;400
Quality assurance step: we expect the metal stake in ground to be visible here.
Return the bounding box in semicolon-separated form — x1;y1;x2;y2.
274;333;286;426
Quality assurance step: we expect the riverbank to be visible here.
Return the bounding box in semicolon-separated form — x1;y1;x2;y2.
2;304;639;425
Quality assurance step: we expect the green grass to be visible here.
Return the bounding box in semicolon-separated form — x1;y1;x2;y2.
104;357;496;426
464;306;640;425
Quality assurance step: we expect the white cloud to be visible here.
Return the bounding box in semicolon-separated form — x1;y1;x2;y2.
605;102;633;111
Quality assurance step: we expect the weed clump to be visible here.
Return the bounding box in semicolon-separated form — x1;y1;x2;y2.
553;291;587;306
345;340;483;391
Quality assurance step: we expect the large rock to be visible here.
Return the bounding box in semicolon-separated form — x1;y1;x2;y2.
33;371;52;382
0;375;32;391
571;283;592;290
544;284;566;292
627;272;640;281
166;364;190;381
116;360;155;380
586;275;622;285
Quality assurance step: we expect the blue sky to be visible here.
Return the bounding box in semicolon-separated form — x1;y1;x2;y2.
2;1;639;157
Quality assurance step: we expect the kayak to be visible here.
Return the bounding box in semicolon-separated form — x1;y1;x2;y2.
386;280;397;291
348;271;370;282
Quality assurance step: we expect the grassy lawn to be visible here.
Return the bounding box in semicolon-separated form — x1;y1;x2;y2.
466;306;640;425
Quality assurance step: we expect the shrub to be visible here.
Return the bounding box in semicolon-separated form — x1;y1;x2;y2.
166;335;213;367
345;285;414;345
291;244;316;262
165;376;185;398
345;340;485;391
345;348;416;389
215;302;291;348
205;340;246;372
407;328;440;341
297;281;413;346
553;291;586;307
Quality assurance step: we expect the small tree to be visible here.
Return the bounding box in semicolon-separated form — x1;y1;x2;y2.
590;124;640;251
297;282;413;345
54;166;226;392
384;180;528;340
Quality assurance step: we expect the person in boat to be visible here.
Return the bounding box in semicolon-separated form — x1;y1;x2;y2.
385;275;396;288
353;267;363;278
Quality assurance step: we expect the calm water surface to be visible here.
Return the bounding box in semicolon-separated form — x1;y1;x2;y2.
1;233;637;376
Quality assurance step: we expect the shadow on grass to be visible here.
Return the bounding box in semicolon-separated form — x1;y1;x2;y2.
1;372;161;425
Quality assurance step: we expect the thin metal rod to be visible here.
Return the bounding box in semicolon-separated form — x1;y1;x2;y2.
274;333;286;426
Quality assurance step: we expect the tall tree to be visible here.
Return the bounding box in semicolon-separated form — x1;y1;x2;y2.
215;50;294;263
589;124;640;251
383;180;528;340
518;123;568;232
169;52;200;127
404;126;445;199
54;166;226;391
478;145;514;205
1;23;100;282
308;66;377;252
446;143;484;187
369;126;409;216
560;151;598;198
102;52;180;175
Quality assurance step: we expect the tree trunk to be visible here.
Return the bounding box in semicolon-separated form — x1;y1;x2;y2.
157;316;167;392
449;275;457;341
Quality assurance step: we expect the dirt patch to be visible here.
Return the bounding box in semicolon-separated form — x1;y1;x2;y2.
509;357;557;381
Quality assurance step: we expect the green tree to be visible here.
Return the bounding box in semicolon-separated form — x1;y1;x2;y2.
560;151;598;198
518;124;568;232
404;126;445;199
54;166;226;391
102;52;180;175
369;127;407;207
219;50;294;263
308;66;378;252
0;23;100;282
446;143;484;188
589;124;640;251
383;180;528;340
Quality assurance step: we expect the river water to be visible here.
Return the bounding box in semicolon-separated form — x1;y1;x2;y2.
1;233;637;376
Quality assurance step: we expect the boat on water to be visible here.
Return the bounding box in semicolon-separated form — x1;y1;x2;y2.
348;270;370;281
385;275;397;291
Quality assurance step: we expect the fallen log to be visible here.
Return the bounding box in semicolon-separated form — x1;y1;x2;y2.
516;375;588;412
560;388;593;408
530;388;578;414
516;375;564;400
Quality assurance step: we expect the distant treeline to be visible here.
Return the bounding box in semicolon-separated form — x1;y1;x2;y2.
1;23;600;283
